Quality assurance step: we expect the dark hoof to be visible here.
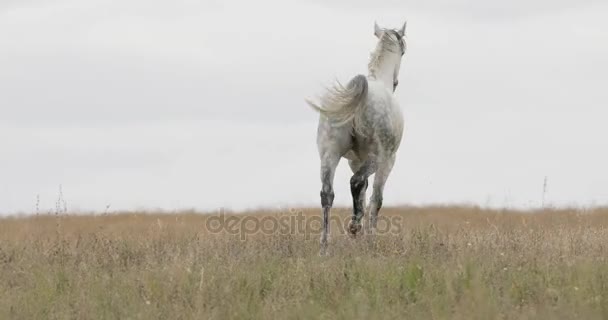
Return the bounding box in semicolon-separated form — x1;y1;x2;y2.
348;221;362;237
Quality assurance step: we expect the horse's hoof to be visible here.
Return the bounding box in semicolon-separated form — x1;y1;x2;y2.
369;226;377;236
364;222;376;235
319;248;330;257
348;221;362;237
319;237;330;256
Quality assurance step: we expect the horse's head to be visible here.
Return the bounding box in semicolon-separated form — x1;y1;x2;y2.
373;21;407;92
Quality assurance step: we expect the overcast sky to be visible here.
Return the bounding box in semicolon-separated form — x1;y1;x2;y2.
1;0;607;214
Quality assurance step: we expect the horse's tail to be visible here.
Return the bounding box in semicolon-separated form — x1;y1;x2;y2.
306;74;368;126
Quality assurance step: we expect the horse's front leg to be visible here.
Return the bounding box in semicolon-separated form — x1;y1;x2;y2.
368;156;395;232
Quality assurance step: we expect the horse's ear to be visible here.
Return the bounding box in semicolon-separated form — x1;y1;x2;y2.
398;21;407;37
374;21;382;38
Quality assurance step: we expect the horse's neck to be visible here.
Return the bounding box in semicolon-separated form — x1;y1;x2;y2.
368;52;398;91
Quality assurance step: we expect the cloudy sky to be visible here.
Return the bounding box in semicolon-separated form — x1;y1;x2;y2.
1;0;607;214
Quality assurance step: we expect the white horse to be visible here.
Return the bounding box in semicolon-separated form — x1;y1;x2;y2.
307;21;408;253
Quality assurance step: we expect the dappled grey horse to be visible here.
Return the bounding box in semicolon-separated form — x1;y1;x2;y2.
307;21;408;253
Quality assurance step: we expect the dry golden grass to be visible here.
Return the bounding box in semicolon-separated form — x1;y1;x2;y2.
2;206;608;319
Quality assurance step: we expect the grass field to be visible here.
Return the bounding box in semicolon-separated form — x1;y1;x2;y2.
1;206;608;319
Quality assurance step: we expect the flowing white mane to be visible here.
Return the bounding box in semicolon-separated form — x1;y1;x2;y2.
368;31;406;79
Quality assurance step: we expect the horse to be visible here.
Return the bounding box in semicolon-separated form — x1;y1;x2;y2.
307;21;408;254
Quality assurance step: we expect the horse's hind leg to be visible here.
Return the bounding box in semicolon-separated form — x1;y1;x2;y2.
368;156;396;232
319;153;340;255
348;159;368;217
348;159;376;236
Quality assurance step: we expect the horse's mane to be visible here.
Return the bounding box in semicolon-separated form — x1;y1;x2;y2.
368;31;405;78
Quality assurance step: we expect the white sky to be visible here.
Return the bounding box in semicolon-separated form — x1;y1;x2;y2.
1;0;607;214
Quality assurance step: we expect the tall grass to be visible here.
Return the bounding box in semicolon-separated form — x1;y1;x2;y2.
1;206;608;319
